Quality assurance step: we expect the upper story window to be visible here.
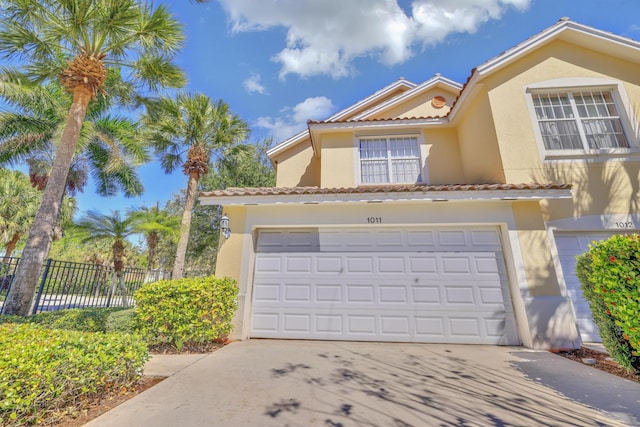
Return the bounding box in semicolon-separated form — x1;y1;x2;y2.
359;136;421;184
532;90;629;152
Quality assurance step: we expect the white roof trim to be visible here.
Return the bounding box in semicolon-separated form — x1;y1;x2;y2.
200;188;571;207
308;117;446;133
477;18;640;76
352;74;463;120
267;79;416;158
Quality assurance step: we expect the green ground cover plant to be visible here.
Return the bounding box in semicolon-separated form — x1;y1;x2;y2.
0;307;128;332
577;234;640;372
134;276;238;350
0;323;148;425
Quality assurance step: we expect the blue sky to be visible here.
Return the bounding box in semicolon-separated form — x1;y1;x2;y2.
73;0;640;216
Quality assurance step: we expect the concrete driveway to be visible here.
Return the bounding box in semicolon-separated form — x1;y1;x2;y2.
88;340;638;427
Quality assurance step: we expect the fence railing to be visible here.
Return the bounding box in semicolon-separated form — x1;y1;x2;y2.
0;257;172;315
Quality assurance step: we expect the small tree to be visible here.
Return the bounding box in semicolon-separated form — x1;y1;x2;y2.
76;210;139;305
129;203;179;270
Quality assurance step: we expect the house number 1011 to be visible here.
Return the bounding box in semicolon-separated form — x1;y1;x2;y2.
367;217;382;224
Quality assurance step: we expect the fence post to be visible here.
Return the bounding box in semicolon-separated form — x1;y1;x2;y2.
32;258;53;315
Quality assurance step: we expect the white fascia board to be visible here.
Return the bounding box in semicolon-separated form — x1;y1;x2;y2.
200;189;572;207
476;20;640;77
326;78;416;121
266;130;309;158
309;117;446;134
352;75;463;120
267;79;416;159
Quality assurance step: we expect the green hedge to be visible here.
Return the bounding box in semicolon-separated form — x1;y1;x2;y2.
0;323;149;425
134;276;238;350
577;234;640;372
0;307;128;333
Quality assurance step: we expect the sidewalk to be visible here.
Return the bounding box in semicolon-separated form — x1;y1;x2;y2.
143;353;208;377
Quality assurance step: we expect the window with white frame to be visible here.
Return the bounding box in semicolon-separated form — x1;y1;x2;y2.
359;136;421;184
532;90;629;152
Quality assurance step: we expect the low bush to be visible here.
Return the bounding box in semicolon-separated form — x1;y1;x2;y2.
0;322;148;425
134;276;238;350
106;308;136;333
577;234;640;372
0;307;127;333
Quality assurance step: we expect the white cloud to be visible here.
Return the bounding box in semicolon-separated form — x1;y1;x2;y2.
243;73;268;95
256;96;336;142
216;0;531;79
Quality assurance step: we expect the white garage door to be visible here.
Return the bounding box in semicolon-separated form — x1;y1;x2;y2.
554;231;628;342
251;227;518;344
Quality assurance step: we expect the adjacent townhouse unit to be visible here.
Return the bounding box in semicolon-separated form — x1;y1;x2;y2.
201;18;640;349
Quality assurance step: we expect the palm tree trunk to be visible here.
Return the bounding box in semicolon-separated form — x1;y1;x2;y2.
172;172;199;279
3;232;20;262
3;87;92;316
147;232;158;270
112;238;128;305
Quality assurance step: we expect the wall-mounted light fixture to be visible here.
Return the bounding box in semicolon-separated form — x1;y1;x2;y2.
219;214;231;239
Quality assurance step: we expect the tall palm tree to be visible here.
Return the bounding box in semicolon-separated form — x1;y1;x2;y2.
0;80;148;198
0;169;40;260
129;203;179;270
0;0;185;315
146;93;249;278
76;209;138;304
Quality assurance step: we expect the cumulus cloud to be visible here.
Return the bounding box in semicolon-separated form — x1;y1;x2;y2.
216;0;531;79
243;73;268;95
256;96;337;142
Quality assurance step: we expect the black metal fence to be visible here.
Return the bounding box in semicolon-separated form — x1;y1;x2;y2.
0;257;172;315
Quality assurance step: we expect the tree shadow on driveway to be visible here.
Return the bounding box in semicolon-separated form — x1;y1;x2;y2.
263;343;623;427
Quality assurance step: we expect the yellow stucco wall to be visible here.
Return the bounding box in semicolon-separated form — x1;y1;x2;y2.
214;205;248;281
485;41;640;186
456;91;506;184
511;201;561;296
272;141;320;187
423;128;465;184
484;39;640;222
319;132;357;188
377;89;454;119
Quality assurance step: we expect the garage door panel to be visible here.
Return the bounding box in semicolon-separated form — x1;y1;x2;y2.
316;257;343;273
286;256;312;273
252;227;518;344
555;231;630;342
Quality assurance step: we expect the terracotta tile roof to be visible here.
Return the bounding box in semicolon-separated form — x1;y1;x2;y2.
201;183;571;198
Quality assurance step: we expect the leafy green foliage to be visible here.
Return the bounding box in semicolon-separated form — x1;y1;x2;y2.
134;276;238;350
0;307;128;332
577;234;640;372
105;308;136;333
0;322;148;425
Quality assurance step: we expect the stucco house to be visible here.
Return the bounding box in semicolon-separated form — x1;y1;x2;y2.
200;18;640;349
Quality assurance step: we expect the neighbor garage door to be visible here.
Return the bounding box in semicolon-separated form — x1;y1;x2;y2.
554;231;628;342
251;227;518;344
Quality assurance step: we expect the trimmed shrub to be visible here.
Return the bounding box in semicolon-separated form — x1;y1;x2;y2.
577;234;640;372
0;323;149;425
1;307;124;332
106;308;136;333
134;276;238;350
0;307;128;333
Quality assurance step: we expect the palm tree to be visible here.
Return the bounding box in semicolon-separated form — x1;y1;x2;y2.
76;209;138;305
0;169;40;260
0;80;148;197
146;93;249;278
129;203;179;270
0;0;185;315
